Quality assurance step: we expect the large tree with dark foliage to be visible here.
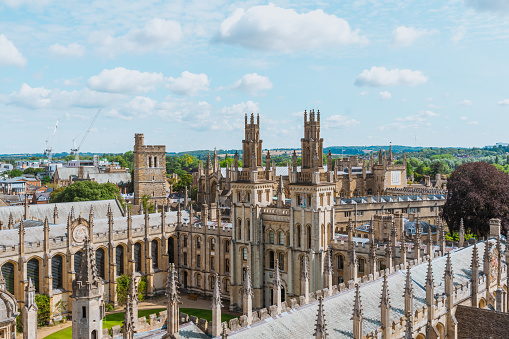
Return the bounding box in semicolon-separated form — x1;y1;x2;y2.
442;162;509;237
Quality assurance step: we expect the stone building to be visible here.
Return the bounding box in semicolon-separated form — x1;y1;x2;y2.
133;133;167;207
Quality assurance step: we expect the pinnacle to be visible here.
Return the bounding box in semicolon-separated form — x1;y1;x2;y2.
426;258;434;287
404;266;413;296
313;295;327;339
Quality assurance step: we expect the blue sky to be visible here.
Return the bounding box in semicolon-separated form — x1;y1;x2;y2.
1;0;508;154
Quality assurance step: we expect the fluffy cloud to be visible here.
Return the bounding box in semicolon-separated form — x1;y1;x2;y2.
93;18;182;56
451;26;466;43
0;34;26;67
355;67;428;87
168;71;209;96
459;99;472;106
215;3;366;52
324;115;360;128
3;83;125;109
391;26;435;47
2;0;51;7
49;42;85;57
468;120;479;125
497;99;509;105
87;67;164;94
232;73;273;95
460;116;468;120
379;91;392;100
464;0;509;14
212;101;260;130
106;96;157;120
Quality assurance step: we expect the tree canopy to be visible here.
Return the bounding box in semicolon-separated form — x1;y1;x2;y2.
442;162;509;237
50;181;122;203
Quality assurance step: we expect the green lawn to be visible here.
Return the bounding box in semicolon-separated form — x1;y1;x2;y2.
44;308;236;338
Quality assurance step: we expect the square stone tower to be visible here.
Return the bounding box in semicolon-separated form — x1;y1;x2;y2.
133;133;166;206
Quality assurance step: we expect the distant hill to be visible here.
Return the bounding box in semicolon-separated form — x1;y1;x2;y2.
324;145;424;156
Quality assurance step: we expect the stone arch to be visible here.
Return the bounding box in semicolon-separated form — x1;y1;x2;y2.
436;322;445;339
295;224;302;248
278;230;285;245
245;218;251;242
210;180;218;204
267;250;275;269
195;235;202;250
479;297;487;308
208;236;217;251
357;256;366;275
223;239;230;254
134;242;143;273
195;272;202;289
306;224;312;249
268;229;275;244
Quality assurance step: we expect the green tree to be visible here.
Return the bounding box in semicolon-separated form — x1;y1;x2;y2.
429;161;450;177
173;173;193;192
49;181;123;203
4;169;23;178
116;275;147;305
23;168;44;175
41;176;51;185
36;294;51;326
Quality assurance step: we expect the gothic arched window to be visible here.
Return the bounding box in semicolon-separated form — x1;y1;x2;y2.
96;248;105;279
269;230;275;244
134;243;142;272
151;240;159;269
269;251;275;269
74;251;82;274
27;258;40;293
1;262;14;294
52;255;63;290
116;245;124;276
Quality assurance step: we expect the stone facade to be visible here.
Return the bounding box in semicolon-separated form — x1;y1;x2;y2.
133;133;166;206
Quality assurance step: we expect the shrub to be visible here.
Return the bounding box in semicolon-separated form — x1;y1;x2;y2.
36;294;51;326
117;275;147;305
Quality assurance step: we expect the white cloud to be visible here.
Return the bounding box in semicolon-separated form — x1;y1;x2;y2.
324;115;360;129
105;96;157;120
468;120;479;125
391;26;435;47
451;26;466;43
215;3;366;52
359;91;368;96
497;99;509;106
212;101;260;130
0;34;26;67
87;67;164;94
3;83;125;109
460;116;468;120
379;91;392;100
355;67;428;87
93;18;182;56
232;73;273;95
49;42;85;57
167;71;209;96
464;0;509;14
380;110;438;130
63;77;82;87
459;99;472;106
2;0;51;7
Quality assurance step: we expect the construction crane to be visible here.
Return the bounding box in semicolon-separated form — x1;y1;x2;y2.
71;109;101;161
44;119;59;161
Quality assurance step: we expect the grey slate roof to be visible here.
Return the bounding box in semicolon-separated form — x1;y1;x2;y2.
133;322;208;338
53;166;99;180
228;240;500;339
0;199;124;225
0;209;189;247
87;172;131;185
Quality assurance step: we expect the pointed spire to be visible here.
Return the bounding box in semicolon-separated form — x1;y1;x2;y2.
70;206;75;221
313;296;327;339
53;204;58;224
403;266;413;316
459;218;465;247
426;257;434;287
274;259;282;289
123;294;135;339
444;251;453;279
8;212;13;229
243;267;253;297
352;284;363;339
380;272;390;308
471;241;480;270
74;236;100;287
166;263;180;303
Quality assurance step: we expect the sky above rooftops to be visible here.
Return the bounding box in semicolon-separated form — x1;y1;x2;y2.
0;0;508;154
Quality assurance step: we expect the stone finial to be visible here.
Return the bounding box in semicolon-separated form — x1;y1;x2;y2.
70;206;75;221
8;212;13;229
166;263;180;303
471;241;479;269
426;258;434;288
352;283;363;320
243;267;253;297
313;296;327;339
130;272;139;303
212;274;222;308
380;273;390;308
274;259;282;289
75;236;100;286
459;218;465;247
301;256;309;281
403;266;413;316
222;322;228;339
123;294;135;339
444;251;453;280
